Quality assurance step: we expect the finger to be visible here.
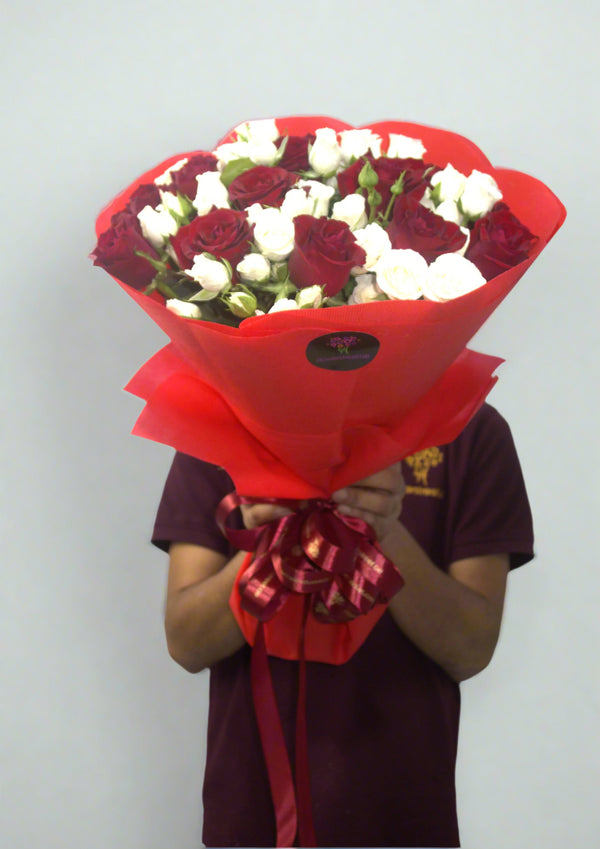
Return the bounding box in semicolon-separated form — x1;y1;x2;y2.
241;503;293;529
334;479;404;513
344;463;405;493
335;503;380;528
348;462;405;494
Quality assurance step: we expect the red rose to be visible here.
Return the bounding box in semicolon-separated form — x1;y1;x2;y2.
387;194;467;262
170;208;253;270
465;202;538;280
228;165;298;209
288;215;367;296
159;153;218;199
124;183;162;217
92;212;159;290
337;153;435;216
276;133;315;172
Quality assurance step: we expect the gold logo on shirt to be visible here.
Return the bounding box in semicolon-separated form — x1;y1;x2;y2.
404;447;444;498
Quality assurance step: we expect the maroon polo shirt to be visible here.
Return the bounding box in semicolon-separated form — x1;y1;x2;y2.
153;403;534;848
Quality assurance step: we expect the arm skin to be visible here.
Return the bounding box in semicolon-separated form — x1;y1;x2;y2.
164;504;293;673
331;463;509;682
165;471;508;681
165;546;247;673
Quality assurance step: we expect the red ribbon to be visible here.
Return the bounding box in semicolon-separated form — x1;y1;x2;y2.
217;494;403;624
217;494;403;847
251;621;299;847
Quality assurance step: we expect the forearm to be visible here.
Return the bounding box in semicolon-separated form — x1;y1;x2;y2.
165;550;247;673
381;521;505;682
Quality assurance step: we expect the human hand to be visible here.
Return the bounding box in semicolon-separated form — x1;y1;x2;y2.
240;501;296;530
331;462;406;543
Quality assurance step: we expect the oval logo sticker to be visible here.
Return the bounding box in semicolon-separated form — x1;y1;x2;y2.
306;332;380;371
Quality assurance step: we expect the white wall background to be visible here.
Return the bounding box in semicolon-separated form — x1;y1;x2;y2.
2;1;598;847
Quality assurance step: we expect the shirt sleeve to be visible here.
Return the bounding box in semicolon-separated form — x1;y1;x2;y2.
444;405;534;569
151;453;239;555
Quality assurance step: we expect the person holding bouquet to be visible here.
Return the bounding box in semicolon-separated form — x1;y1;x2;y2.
92;116;563;847
152;401;533;848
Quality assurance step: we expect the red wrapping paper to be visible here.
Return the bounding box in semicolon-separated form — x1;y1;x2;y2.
95;117;565;662
230;552;389;664
122;299;504;497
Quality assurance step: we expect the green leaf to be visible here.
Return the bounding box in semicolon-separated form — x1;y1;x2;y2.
341;277;356;297
176;191;195;219
220;157;256;187
274;136;288;164
271;261;289;284
152;276;178;300
430;183;442;206
323;293;346;307
189;288;221;302
325;276;354;307
296;168;318;180
244;279;279;293
134;250;167;273
221;257;233;279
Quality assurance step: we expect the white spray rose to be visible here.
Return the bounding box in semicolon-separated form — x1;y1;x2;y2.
245;203;265;226
296;285;323;309
280;188;315;219
166;298;202;319
246;140;279;166
351;222;392;272
153;158;188;186
308;128;342;176
137;204;179;249
185;254;231;292
421;253;486;302
338;129;382;165
193;171;230;215
296;180;335;217
228;290;258;318
214;141;250;170
234;118;279;143
236;253;271;283
460;170;502;219
281;183;336;219
434;199;462;225
419;194;437;212
387;134;426;159
268;298;299;313
214;139;278;169
270;261;288;279
331;193;368;230
429;164;467;203
253;208;295;261
348;274;383;305
374;249;428;300
159;189;186;218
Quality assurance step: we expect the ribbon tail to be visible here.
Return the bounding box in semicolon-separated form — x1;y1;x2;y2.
251;623;298;847
295;596;317;847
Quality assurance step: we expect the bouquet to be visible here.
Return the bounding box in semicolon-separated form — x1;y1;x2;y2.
94;116;547;322
92;115;565;649
92;116;565;848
